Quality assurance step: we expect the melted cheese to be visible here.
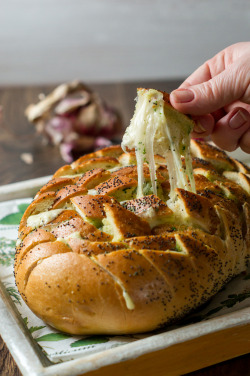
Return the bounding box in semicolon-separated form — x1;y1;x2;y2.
90;256;135;310
57;231;82;244
122;290;135;310
122;88;196;208
87;189;98;195
27;209;64;228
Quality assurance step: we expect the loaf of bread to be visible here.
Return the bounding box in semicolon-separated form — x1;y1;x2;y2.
15;92;250;335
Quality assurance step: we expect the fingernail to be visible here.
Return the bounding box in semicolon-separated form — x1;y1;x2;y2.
229;110;247;129
194;121;206;134
172;89;194;103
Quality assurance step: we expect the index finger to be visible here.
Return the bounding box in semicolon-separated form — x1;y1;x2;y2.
179;51;227;89
179;62;212;89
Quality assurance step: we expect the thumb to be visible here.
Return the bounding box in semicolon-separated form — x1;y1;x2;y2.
170;60;250;116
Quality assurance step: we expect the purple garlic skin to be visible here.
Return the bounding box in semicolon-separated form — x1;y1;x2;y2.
25;81;122;162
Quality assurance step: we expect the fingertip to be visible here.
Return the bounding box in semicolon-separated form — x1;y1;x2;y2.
211;134;238;152
211;107;250;152
171;89;194;104
239;129;250;154
229;109;248;129
169;91;181;111
191;114;215;137
170;86;214;116
170;89;194;113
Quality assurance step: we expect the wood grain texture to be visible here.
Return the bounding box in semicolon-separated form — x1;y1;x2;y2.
78;324;250;376
0;337;22;376
0;82;249;376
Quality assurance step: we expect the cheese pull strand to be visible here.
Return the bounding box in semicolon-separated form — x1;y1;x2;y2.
121;88;196;208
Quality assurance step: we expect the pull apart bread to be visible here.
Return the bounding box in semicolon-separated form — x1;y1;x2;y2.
15;89;250;335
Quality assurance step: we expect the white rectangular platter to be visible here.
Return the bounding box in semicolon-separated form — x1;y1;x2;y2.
0;177;249;376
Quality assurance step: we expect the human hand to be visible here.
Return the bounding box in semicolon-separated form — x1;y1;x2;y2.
170;42;250;153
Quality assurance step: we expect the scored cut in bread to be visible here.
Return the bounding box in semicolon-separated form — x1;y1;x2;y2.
14;89;250;335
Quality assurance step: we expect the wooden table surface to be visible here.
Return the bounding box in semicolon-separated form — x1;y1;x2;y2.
0;81;249;376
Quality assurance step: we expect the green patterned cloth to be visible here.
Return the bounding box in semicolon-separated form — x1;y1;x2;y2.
0;198;249;363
